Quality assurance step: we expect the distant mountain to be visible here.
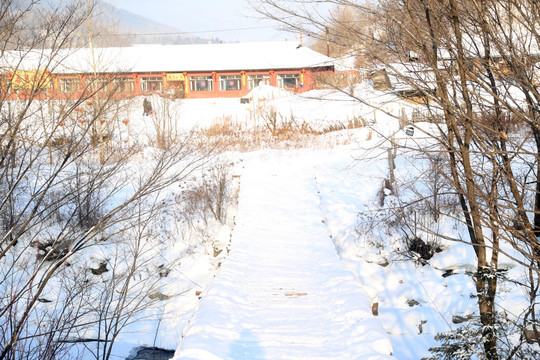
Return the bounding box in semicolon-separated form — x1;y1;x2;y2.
100;1;220;45
6;0;220;49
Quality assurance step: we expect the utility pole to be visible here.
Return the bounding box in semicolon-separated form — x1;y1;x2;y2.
86;0;105;164
86;0;97;73
325;27;330;57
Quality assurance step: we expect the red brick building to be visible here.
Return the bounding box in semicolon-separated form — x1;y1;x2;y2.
4;42;335;100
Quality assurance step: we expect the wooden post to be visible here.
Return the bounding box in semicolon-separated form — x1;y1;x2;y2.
325;27;330;57
372;302;379;316
388;147;395;185
99;118;105;164
388;135;397;185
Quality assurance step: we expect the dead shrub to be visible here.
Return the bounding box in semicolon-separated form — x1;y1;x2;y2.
149;96;181;150
401;234;442;264
177;162;233;226
195;110;360;152
476;110;526;138
261;107;320;137
66;161;106;230
51;136;70;147
195;116;257;152
321;116;366;133
203;115;242;138
315;72;363;90
89;132;112;147
32;238;70;261
261;107;289;136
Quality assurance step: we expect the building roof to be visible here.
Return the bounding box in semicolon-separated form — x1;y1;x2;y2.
374;63;437;92
437;31;540;60
4;42;336;75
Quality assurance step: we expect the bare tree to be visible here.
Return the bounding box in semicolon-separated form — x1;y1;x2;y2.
0;2;218;359
251;0;540;359
147;95;182;150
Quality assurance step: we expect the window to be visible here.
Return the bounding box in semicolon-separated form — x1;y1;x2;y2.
88;77;108;93
219;75;241;91
113;78;134;93
277;73;300;89
190;76;213;91
140;76;163;92
59;78;80;93
247;75;270;90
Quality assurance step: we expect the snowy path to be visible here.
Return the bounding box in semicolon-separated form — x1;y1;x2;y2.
172;152;395;360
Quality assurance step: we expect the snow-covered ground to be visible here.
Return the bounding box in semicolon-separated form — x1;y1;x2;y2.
111;84;534;359
7;82;534;359
173;149;395;360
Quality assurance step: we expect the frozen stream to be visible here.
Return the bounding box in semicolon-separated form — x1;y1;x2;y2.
172;151;395;360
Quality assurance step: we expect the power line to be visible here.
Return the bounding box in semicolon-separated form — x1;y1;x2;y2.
95;25;279;37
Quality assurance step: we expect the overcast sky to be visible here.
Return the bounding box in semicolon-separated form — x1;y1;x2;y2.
104;0;294;43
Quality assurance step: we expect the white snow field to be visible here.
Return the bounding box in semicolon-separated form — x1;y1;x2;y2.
41;84;531;359
172;151;396;360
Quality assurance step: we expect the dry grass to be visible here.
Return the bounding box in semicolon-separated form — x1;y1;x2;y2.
320;117;367;133
203;115;240;137
194;112;366;153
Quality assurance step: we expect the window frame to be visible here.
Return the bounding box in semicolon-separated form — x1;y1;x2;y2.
113;78;135;93
219;75;242;91
59;78;80;93
277;73;300;89
247;75;270;90
189;76;214;91
140;76;163;92
88;77;109;93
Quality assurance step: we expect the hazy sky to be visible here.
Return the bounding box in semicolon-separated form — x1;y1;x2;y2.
105;0;293;43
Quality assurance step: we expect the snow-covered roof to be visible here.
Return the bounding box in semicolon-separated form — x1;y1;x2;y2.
437;31;540;60
3;42;336;75
332;51;359;72
373;63;437;92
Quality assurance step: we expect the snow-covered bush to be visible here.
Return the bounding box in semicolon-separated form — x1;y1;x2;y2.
177;161;234;226
424;312;540;360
